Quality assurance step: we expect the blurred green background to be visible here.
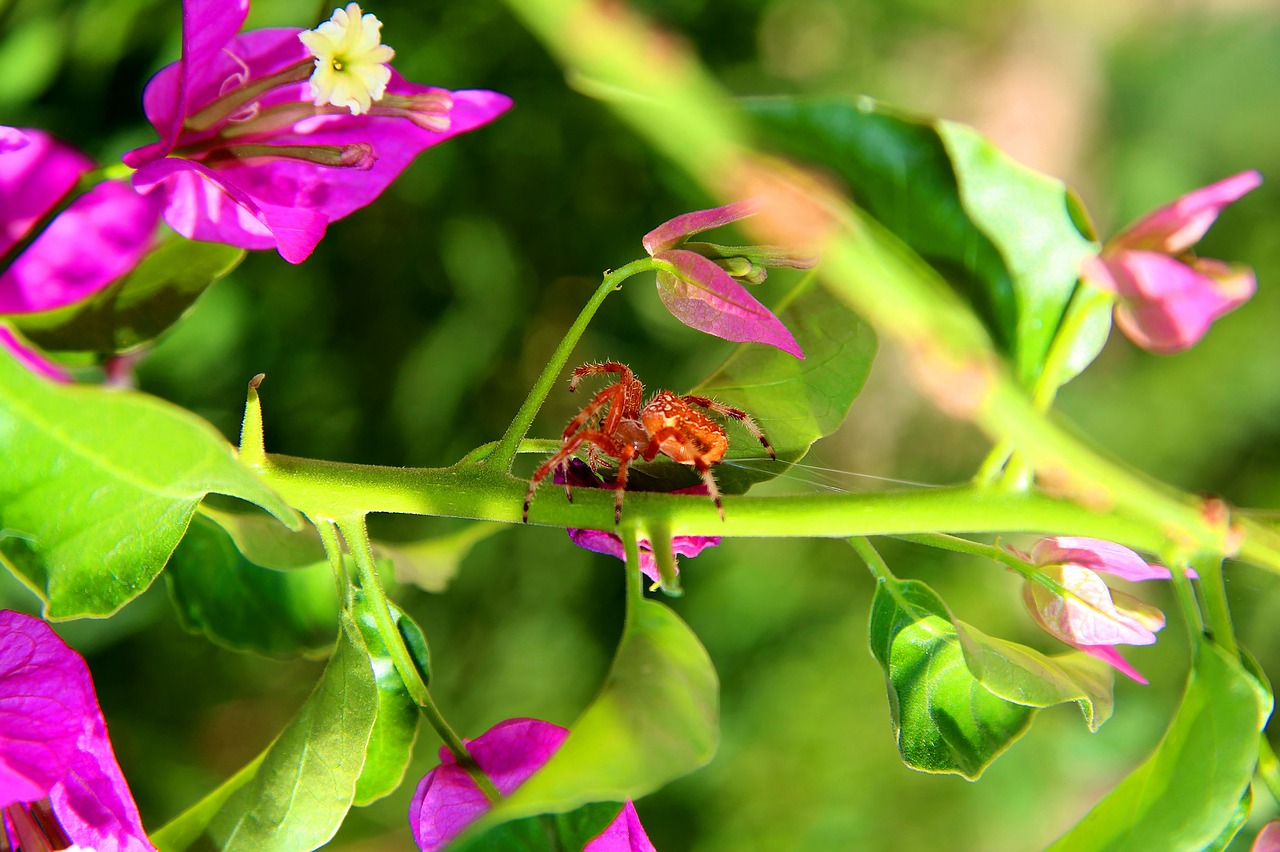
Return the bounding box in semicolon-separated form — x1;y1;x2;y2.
2;0;1279;848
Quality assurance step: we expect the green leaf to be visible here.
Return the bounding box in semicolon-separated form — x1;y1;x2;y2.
953;621;1114;732
460;599;717;837
196;505;329;569
1049;642;1273;851
10;236;244;353
689;274;876;493
868;576;1032;779
936;123;1107;386
165;513;338;658
0;347;298;618
350;592;421;806
746;97;1101;387
373;522;504;592
451;803;624;852
208;614;379;852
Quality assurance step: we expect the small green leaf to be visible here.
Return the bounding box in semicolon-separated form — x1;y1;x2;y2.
11;236;244;353
747;97;1101;388
374;522;504;592
1049;642;1273;851
936;123;1105;385
461;599;717;836
953;621;1114;732
208;614;379;852
198;505;329;569
165;514;338;658
350;592;421;806
868;576;1031;779
0;347;297;618
451;803;624;852
691;275;876;493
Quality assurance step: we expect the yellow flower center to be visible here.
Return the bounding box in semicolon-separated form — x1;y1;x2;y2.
299;3;395;115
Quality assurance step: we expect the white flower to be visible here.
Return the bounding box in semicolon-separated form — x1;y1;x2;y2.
299;3;395;115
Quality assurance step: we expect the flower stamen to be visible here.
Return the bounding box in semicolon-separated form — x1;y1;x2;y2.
300;3;395;115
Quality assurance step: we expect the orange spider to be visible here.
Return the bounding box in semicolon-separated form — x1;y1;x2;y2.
522;361;775;524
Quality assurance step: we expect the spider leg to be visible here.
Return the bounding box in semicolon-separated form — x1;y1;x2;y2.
681;395;775;459
524;431;625;523
694;458;726;522
562;385;624;441
571;362;644;434
610;445;639;525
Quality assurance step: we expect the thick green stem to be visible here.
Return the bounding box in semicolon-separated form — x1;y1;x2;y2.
482;258;655;472
252;453;1280;574
336;516;502;803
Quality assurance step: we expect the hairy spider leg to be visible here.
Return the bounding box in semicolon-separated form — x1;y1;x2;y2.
643;425;726;521
557;384;629;502
523;429;633;523
681;395;776;459
569;362;644;436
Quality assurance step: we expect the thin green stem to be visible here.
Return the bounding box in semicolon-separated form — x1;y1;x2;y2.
974;439;1014;485
621;526;643;628
1167;559;1204;653
850;536;892;584
312;517;352;607
1192;552;1237;659
482;258;656;473
892;532;1029;574
336;516;502;803
1030;284;1112;413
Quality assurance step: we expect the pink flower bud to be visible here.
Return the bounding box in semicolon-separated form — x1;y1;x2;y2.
1082;171;1261;354
1021;537;1184;684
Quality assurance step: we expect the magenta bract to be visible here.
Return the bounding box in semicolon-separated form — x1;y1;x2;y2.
558;461;720;584
0;610;156;851
0;126;29;153
1083;170;1262;354
124;1;511;264
644;200;809;358
0;130;161;315
409;718;655;851
0;326;71;382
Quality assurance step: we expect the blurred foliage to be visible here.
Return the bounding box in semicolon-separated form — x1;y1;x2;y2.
3;0;1279;849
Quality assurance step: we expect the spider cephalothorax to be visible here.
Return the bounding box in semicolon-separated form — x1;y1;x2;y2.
522;361;775;524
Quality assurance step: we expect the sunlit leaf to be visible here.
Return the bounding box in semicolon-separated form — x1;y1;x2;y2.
165;513;338;658
458;599;717;839
350;592;422;806
953;621;1114;732
1049;642;1272;851
376;522;504;593
0;347;297;618
11;236;244;353
747;97;1102;387
868;575;1032;779
208;615;378;852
